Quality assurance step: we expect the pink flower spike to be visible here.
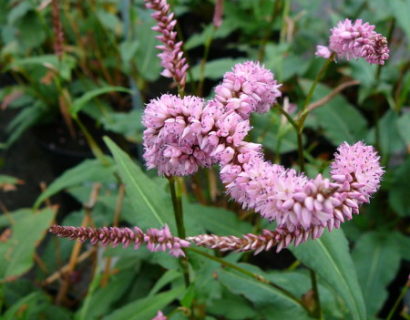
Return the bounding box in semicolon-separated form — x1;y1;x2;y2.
213;0;224;28
144;0;189;88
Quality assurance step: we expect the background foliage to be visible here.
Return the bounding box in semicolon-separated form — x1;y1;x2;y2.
0;0;409;319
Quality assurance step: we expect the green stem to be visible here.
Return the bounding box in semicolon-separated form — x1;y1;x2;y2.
74;117;109;166
374;18;395;154
386;278;409;320
295;53;334;171
309;269;322;319
188;247;311;315
276;104;304;170
301;54;334;116
168;177;190;287
258;0;282;62
197;26;216;96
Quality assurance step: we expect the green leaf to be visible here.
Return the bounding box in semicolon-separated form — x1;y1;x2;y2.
300;80;367;145
388;158;410;216
7;2;32;24
148;269;181;297
5;104;44;148
191;58;247;81
290;229;367;320
3;291;72;320
104;286;185;320
366;110;406;155
76;269;136;320
389;0;410;44
397;112;410;146
70;86;131;117
185;23;237;51
104;137;176;231
8;55;58;70
34;159;114;208
392;232;410;261
100;110;143;142
0;175;22;189
0;208;55;281
184;201;252;236
352;231;401;316
218;263;310;319
208;290;257;320
251;112;299;154
135;19;162;81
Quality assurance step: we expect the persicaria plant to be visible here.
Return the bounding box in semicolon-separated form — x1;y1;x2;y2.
48;1;394;319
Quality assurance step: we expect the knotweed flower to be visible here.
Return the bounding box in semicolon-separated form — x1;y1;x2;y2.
142;61;280;176
143;94;214;176
145;0;189;88
49;224;189;257
214;61;282;118
220;141;383;232
152;311;167;320
316;19;389;65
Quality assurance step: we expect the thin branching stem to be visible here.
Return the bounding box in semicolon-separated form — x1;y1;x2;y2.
168;177;190;287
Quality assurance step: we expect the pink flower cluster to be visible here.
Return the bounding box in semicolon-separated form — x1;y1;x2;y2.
49;224;189;257
316;19;389;65
142;58;384;250
221;142;383;236
145;0;189;88
143;61;281;176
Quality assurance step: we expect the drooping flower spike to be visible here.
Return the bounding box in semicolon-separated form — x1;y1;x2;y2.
221;141;383;232
145;0;189;89
316;18;389;65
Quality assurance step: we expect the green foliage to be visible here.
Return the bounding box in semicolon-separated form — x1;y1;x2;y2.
70;86;132;117
218;264;310;319
291;229;367;320
1;0;409;319
35;158;115;208
0;208;55;281
105;137;177;231
352;231;401;316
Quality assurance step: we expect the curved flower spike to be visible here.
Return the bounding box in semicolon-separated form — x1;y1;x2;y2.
221;141;383;232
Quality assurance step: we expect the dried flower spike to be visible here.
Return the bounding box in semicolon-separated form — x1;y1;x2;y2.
145;0;189;89
316;19;389;65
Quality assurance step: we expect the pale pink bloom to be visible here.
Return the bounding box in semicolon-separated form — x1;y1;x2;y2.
214;61;282;118
145;0;189;88
152;311;167;320
143;95;215;176
319;19;389;65
315;45;332;59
